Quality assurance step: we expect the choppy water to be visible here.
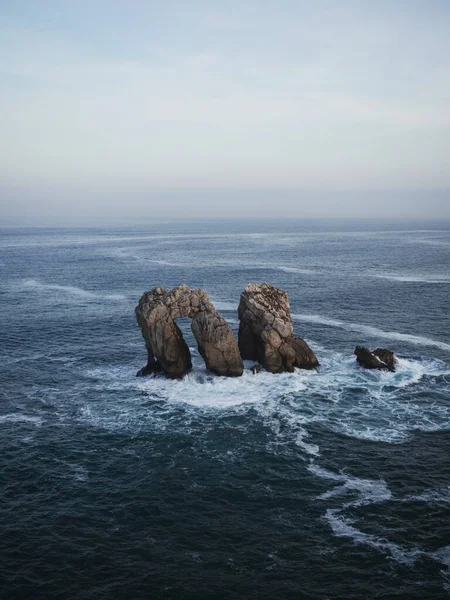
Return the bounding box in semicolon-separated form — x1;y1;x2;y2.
1;220;450;599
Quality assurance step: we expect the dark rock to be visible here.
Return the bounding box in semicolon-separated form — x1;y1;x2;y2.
136;349;162;377
354;346;396;371
238;283;319;373
136;285;243;378
250;363;262;374
292;337;320;369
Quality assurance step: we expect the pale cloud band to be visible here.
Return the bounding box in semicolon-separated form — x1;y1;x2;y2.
1;1;449;222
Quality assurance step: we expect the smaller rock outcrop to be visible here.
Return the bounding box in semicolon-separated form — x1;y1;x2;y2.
238;283;319;373
354;346;396;372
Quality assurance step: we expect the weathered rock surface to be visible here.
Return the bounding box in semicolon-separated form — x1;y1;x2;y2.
238;283;319;373
135;285;244;378
354;346;396;371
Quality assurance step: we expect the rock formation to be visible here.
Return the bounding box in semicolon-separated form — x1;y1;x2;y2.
238;283;319;373
354;346;396;372
135;285;244;378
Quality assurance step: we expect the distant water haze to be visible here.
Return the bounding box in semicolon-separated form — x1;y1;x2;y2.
1;1;450;224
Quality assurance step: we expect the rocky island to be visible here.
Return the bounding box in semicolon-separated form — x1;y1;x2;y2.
135;282;319;378
135;283;396;378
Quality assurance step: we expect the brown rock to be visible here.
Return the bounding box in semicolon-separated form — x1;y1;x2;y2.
292;337;320;369
135;285;243;378
238;283;319;373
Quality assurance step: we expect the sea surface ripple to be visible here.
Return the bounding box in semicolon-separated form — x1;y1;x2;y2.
1;220;449;599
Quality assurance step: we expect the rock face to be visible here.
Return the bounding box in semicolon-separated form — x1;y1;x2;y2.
135;285;244;378
238;283;319;373
354;346;396;372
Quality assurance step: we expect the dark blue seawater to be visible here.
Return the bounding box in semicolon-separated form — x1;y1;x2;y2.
1;219;450;599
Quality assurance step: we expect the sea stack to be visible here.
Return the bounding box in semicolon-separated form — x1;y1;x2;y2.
238;283;319;373
135;285;244;378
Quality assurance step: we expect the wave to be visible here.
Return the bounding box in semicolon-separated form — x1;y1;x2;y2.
107;249;185;267
414;238;450;247
0;413;43;426
374;274;450;284
53;459;89;483
21;279;126;301
404;487;450;504
292;313;450;352
324;509;421;565
78;349;450;445
274;266;315;274
309;463;450;568
310;462;420;565
308;464;391;506
316;473;450;570
236;264;316;274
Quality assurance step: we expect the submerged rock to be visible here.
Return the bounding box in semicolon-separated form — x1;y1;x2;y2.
238;283;319;373
135;285;243;378
354;346;396;372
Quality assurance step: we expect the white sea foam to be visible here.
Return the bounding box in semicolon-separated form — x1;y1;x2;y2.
325;509;421;565
0;413;43;426
212;300;237;312
374;274;450;284
295;429;320;456
413;237;450;247
292;313;450;352
310;463;424;566
327;510;450;572
80;347;450;445
404;487;450;504
21;279;126;301
308;464;392;505
54;459;89;482
432;545;450;569
135;368;305;409
106;248;185;267
275;266;315;274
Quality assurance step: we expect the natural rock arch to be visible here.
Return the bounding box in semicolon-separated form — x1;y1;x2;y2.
135;285;244;378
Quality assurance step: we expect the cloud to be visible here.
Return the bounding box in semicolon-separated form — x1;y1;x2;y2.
0;1;450;220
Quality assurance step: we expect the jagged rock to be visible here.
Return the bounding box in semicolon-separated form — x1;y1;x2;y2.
136;350;162;377
238;283;319;373
291;337;320;369
354;346;396;372
135;285;243;378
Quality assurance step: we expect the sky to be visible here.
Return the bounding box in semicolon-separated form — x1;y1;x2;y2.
1;0;450;224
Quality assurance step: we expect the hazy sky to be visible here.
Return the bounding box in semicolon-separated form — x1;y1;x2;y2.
1;0;450;223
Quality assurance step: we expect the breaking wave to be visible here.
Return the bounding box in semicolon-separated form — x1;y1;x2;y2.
75;348;450;446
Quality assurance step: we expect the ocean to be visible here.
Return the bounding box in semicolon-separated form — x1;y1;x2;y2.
1;219;449;599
